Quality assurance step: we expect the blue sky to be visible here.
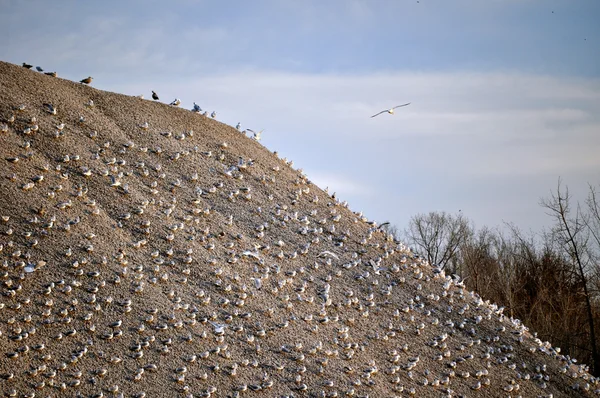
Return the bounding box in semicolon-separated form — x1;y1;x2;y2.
1;0;599;233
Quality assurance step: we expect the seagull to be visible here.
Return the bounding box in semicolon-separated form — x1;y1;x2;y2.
152;91;159;100
192;102;201;113
208;321;227;335
236;122;241;130
370;102;411;118
247;129;263;141
80;76;93;84
318;251;339;260
378;222;391;230
210;111;216;118
170;98;181;106
24;263;37;273
44;71;57;77
43;103;57;115
22;63;33;69
36;66;44;72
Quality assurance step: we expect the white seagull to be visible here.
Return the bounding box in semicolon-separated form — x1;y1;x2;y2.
170;98;181;106
370;102;411;118
247;129;263;141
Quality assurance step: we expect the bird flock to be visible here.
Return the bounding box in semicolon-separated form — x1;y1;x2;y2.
0;60;597;398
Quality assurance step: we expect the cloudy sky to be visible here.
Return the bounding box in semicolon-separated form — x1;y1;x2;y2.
1;0;599;233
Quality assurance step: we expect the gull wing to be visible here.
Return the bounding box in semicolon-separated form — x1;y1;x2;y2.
370;110;387;118
392;102;411;110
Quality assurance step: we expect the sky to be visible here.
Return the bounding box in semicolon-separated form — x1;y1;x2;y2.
1;0;599;235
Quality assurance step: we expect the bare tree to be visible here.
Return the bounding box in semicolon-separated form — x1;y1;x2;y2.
460;226;496;294
492;226;531;319
586;184;600;262
404;211;472;271
541;179;599;375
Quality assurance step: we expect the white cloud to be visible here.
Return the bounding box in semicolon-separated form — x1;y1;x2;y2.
307;171;373;197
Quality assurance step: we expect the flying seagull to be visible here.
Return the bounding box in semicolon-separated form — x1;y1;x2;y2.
80;76;93;84
247;129;263;141
370;102;411;118
152;91;159;100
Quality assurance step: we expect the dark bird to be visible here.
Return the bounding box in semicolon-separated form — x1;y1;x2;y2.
43;103;57;115
152;91;159;100
36;66;44;72
22;63;33;69
80;76;93;84
370;103;411;118
44;72;57;77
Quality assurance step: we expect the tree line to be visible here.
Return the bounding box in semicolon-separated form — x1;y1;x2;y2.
391;180;600;375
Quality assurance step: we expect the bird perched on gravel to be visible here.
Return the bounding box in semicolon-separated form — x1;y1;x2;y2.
43;103;57;115
370;102;411;118
152;91;159;100
170;98;181;106
192;102;201;113
36;66;44;72
22;62;33;69
80;76;93;84
236;122;241;130
44;71;57;77
210;111;216;119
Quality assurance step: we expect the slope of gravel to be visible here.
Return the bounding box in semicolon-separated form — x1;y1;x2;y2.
0;60;596;398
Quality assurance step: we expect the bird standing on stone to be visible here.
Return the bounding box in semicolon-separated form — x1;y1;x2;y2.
44;72;57;77
152;91;159;100
170;98;181;106
22;63;33;69
36;66;44;72
192;102;201;113
236;122;241;130
370;102;411;118
210;111;216;119
80;76;93;84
